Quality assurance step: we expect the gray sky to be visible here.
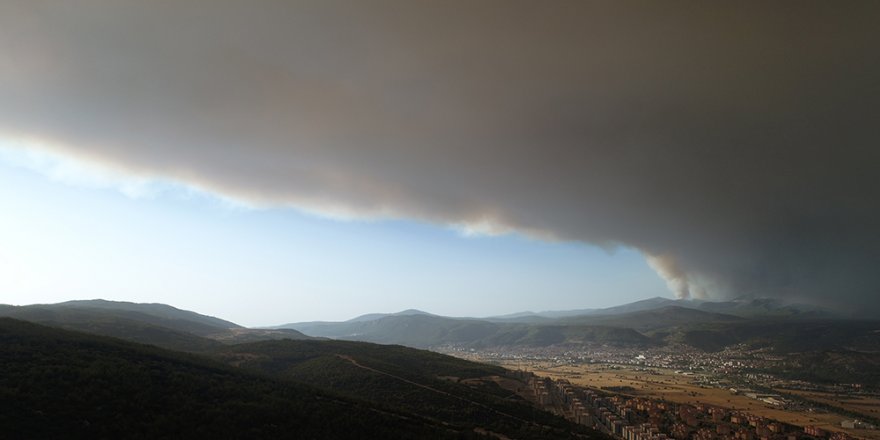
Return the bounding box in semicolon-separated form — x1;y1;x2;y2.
1;1;879;315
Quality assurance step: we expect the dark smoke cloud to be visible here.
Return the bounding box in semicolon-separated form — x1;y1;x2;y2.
1;1;878;312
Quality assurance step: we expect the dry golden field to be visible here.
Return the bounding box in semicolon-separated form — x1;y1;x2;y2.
780;389;880;421
495;360;880;440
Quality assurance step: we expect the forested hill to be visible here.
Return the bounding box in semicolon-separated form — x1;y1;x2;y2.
0;318;451;439
0;300;318;352
0;318;604;439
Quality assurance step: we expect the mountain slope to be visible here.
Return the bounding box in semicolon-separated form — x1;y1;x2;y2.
282;313;655;349
562;306;743;331
662;319;880;352
1;318;603;439
554;297;679;317
0;318;457;439
494;296;842;321
692;297;841;319
56;299;241;330
0;300;235;337
278;309;437;337
348;308;436;322
481;298;679;321
281;314;498;345
0;305;223;352
0;301;317;352
215;339;603;439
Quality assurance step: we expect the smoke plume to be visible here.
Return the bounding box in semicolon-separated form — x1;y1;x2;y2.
1;1;878;312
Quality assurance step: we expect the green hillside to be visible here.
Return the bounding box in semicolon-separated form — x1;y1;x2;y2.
659;319;880;352
284;313;656;348
561;306;743;331
0;318;455;439
56;299;241;330
0;300;240;336
0;318;604;439
765;349;880;384
0;305;223;352
0;301;317;352
216;339;600;439
281;304;878;356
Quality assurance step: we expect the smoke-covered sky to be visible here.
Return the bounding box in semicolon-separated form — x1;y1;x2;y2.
1;1;878;315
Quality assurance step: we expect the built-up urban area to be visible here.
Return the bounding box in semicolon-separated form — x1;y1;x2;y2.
439;344;879;440
520;372;861;440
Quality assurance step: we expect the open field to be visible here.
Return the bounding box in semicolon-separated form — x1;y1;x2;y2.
780;389;880;421
495;360;880;440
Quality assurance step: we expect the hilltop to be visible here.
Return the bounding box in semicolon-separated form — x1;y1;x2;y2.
0;318;449;439
0;305;609;439
0;300;317;352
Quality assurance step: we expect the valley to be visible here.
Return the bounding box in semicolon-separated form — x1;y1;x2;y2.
2;297;877;439
440;347;880;440
0;303;602;439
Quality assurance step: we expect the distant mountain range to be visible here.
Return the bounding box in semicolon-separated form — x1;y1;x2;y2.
2;296;875;356
1;296;878;403
0;315;599;438
278;311;657;348
275;297;877;353
487;296;842;321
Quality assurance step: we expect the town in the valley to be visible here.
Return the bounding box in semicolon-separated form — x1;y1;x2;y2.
438;344;879;440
